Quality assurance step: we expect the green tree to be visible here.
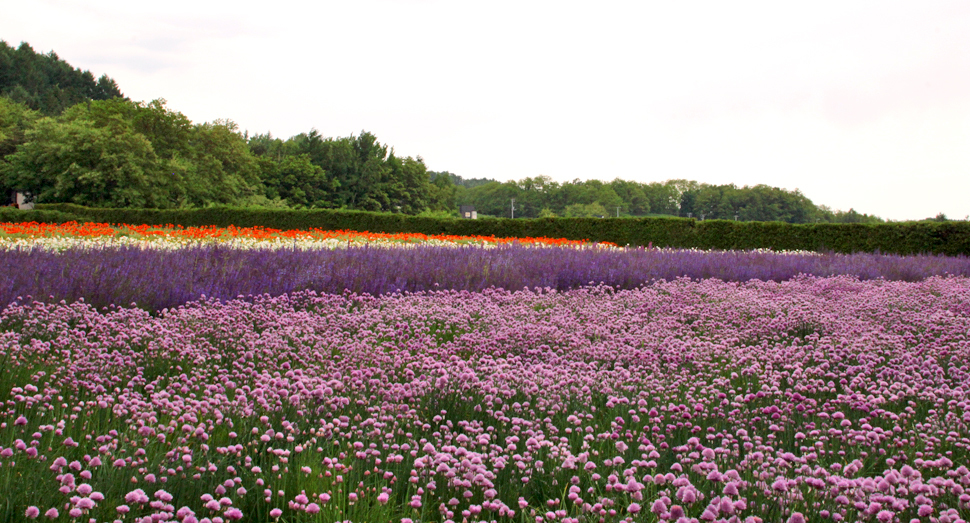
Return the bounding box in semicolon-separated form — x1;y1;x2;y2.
427;171;458;212
642;181;681;215
0;41;123;116
1;115;159;207
189;119;262;206
0;96;40;204
257;154;334;208
2;97;265;208
460;180;525;218
0;96;38;159
65;98;203;207
291;130;433;213
386;154;431;214
609;178;650;216
564;201;608;218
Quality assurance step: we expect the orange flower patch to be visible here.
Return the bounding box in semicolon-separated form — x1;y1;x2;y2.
0;221;618;248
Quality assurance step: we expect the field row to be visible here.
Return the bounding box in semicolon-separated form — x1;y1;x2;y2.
3;242;970;314
0;221;618;250
0;276;968;522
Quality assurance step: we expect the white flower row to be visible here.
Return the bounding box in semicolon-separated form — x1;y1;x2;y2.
0;236;495;252
0;235;820;256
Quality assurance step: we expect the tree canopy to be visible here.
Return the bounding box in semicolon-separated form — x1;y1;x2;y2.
0;41;123;116
453;176;880;223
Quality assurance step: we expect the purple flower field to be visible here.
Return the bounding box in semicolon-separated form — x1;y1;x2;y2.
1;275;968;522
3;244;970;312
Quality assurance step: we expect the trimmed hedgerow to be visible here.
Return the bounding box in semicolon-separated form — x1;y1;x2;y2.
31;203;970;255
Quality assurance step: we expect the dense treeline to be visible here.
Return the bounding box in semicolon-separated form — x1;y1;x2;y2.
0;40;894;223
0;95;448;212
0;41;123;116
450;176;884;223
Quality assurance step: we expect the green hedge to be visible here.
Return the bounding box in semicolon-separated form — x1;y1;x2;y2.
0;207;82;224
26;203;970;256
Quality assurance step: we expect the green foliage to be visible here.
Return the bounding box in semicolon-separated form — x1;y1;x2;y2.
257;153;334;208
0;96;40;197
1;113;159;207
190;119;261;205
0;99;264;208
564;201;608;218
251;129;441;214
427;171;459;212
0;206;80;223
30;203;970;255
0;96;38;158
0;41;123;116
429;170;495;189
415;208;458;219
456;177;882;224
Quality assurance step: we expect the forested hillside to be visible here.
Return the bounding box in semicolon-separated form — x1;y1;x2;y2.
0;41;123;116
0;40;888;223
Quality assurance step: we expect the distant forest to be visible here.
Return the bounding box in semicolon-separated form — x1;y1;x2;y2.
0;39;896;223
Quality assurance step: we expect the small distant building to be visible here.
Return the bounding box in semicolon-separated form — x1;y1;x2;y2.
7;190;34;210
460;205;477;219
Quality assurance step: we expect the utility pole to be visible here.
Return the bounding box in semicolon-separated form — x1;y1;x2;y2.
616;207;620;218
510;198;515;219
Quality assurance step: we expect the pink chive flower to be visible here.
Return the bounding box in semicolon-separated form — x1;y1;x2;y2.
25;506;40;519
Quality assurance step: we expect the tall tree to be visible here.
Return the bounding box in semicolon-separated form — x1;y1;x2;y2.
0;96;38;160
190;119;262;206
1;114;159;207
1;98;265;208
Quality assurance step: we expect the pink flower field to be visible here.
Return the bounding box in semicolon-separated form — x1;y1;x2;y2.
1;276;968;522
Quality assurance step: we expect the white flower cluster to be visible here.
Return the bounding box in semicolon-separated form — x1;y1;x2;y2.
0;235;480;252
0;235;816;255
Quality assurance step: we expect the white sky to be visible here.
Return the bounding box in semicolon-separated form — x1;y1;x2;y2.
3;0;969;220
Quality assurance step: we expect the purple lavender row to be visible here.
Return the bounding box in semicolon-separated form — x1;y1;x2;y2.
5;244;970;312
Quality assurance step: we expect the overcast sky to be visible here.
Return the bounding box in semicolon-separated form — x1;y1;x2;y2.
4;0;969;220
